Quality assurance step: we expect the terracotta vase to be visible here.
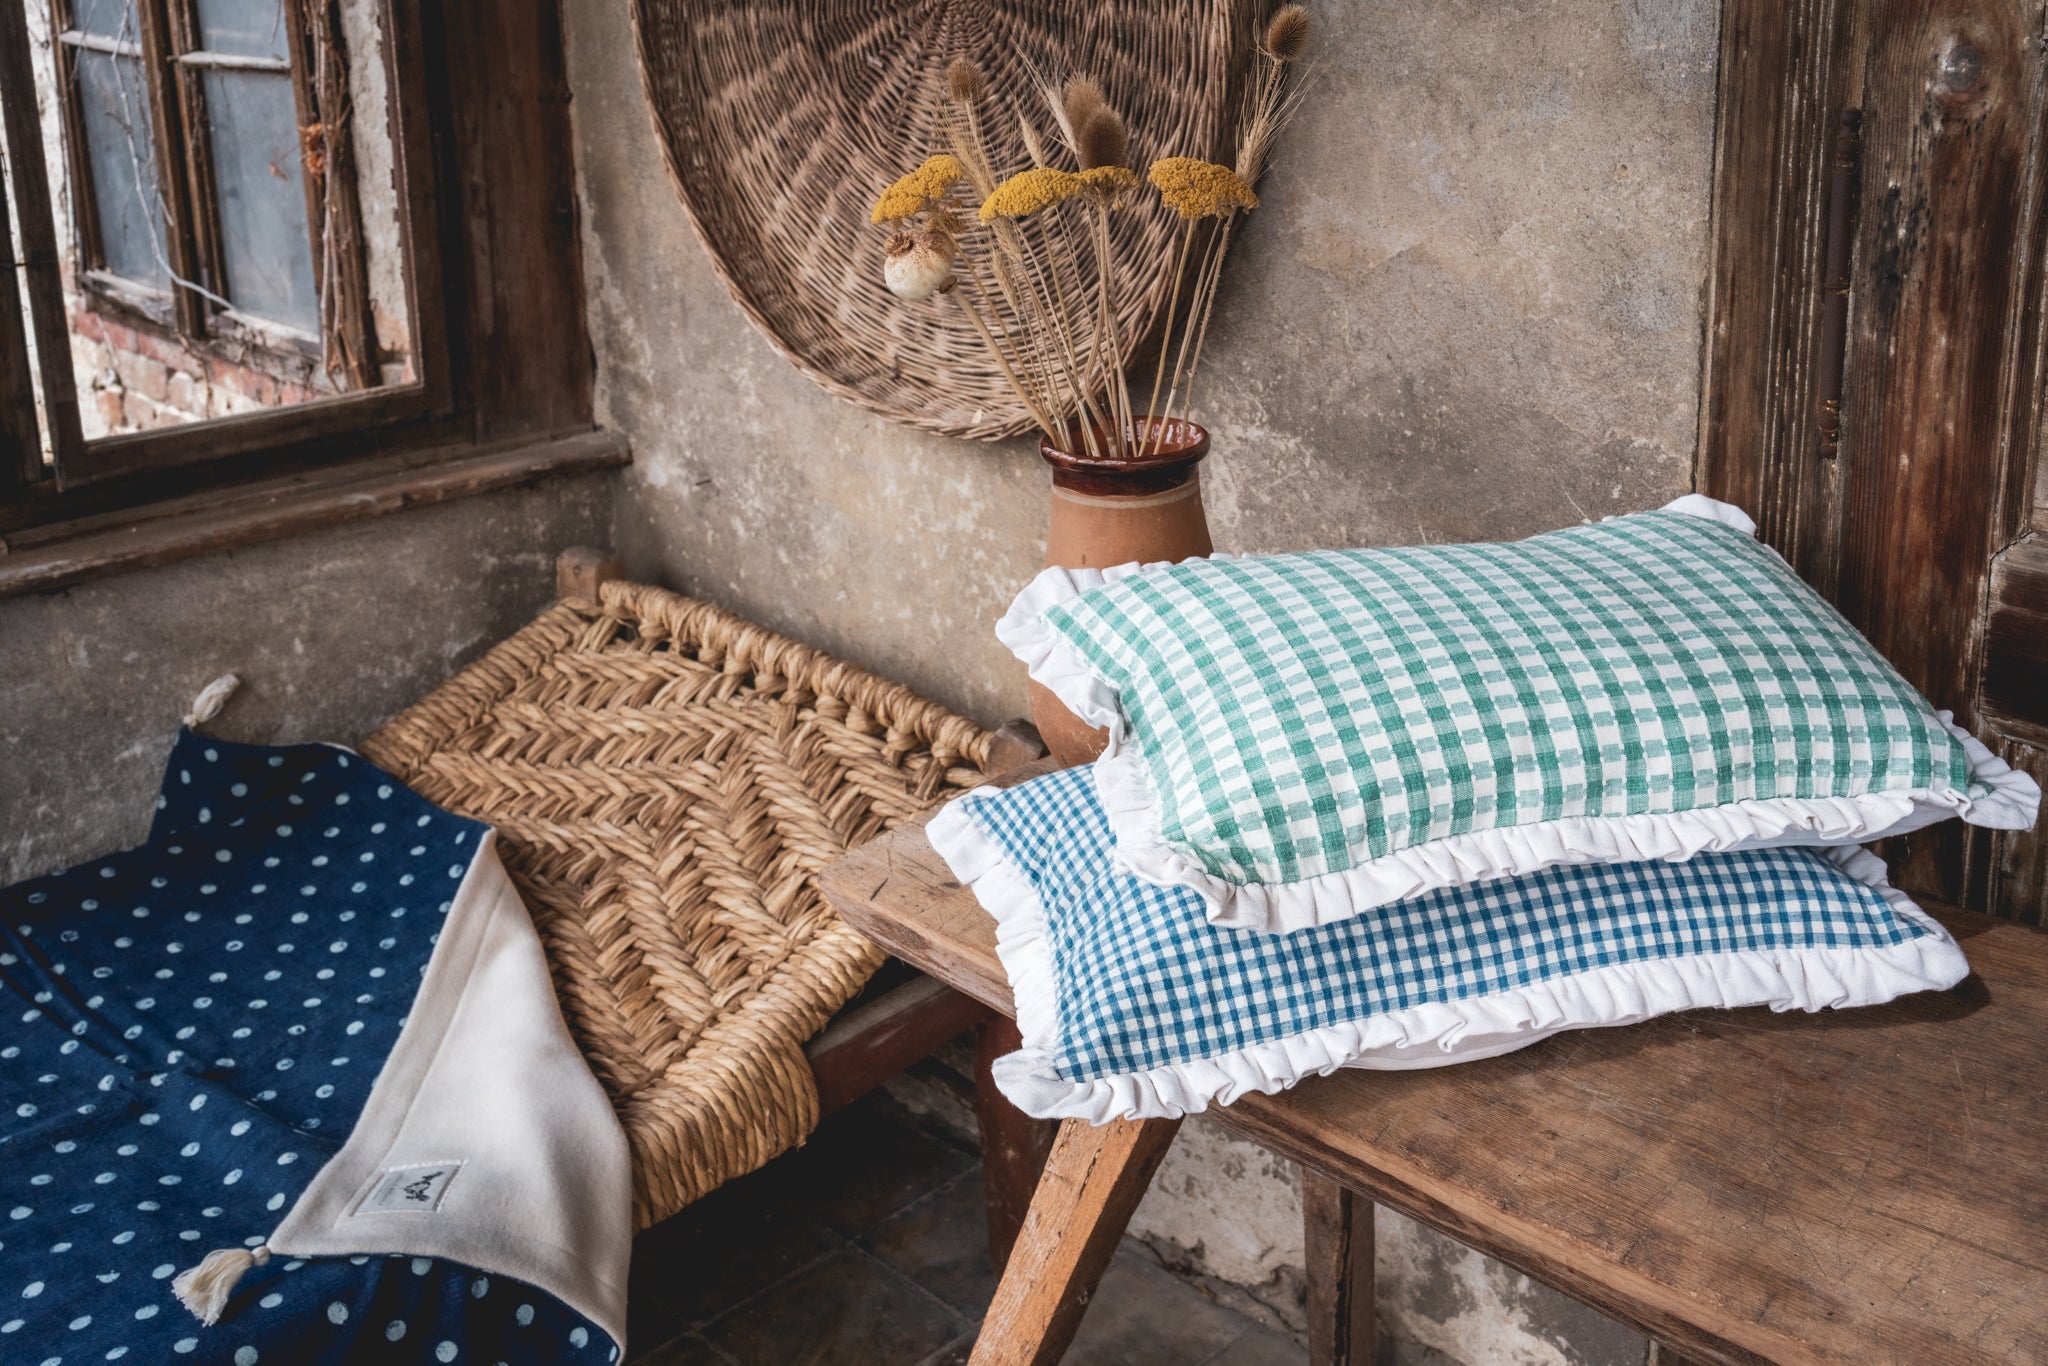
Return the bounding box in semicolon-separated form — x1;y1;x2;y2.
1031;416;1213;766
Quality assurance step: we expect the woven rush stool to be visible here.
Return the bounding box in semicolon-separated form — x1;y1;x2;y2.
361;550;1052;1248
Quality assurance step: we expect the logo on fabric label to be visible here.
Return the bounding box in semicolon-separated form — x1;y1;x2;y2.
355;1160;464;1215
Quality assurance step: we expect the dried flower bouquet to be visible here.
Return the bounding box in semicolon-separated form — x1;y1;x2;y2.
871;5;1311;461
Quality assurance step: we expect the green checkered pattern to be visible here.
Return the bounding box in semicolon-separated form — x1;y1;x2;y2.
1043;510;1979;887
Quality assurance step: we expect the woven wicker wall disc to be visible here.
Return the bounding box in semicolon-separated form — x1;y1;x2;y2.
632;0;1263;440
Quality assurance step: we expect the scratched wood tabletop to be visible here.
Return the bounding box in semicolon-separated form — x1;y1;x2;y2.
820;769;2048;1366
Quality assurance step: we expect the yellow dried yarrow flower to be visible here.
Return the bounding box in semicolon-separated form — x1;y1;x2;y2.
1077;165;1139;202
871;154;965;225
1147;157;1259;219
979;166;1082;221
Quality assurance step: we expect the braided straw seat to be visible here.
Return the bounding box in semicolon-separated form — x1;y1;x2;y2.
633;0;1264;439
362;577;995;1229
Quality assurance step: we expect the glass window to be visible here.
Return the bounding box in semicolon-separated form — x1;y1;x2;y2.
192;0;290;61
201;67;317;333
74;48;169;290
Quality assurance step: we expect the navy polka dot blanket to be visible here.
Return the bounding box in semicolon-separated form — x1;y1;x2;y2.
1;731;631;1365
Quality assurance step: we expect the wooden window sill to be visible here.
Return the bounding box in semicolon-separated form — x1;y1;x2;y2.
0;429;630;599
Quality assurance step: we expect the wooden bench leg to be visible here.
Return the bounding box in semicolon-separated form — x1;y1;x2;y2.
975;1016;1057;1273
969;1114;1182;1366
1304;1170;1375;1366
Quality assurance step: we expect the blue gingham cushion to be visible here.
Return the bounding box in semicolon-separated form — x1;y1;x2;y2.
926;767;1970;1122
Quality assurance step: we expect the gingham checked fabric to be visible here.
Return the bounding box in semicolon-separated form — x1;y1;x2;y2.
966;767;1931;1084
1043;508;1980;887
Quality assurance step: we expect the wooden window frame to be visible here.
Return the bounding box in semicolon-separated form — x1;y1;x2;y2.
0;0;601;578
2;0;449;500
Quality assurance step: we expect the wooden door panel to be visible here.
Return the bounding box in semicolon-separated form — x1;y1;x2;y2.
1703;0;2048;920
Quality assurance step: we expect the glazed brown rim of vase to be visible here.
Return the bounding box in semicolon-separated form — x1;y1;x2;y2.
1039;417;1211;498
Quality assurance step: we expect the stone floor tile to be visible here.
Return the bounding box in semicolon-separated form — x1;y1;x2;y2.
628;1330;743;1365
861;1168;998;1315
1201;1321;1309;1365
913;1334;975;1366
782;1095;978;1237
624;1290;691;1362
703;1246;968;1366
631;1180;845;1325
1061;1249;1263;1366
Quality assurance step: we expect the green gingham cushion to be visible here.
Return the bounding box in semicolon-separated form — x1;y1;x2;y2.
1001;497;2039;932
926;765;1969;1122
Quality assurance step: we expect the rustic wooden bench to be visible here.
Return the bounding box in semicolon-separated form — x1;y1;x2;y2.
819;761;2048;1366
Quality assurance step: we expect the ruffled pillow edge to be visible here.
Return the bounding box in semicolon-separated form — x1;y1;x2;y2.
925;790;1971;1124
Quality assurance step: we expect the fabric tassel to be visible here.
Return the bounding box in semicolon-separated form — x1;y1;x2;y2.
172;1243;270;1324
183;673;241;730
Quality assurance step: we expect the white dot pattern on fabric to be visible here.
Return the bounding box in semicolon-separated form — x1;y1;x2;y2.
0;732;614;1363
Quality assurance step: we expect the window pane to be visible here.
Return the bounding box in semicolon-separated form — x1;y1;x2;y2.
68;0;140;42
202;68;317;333
75;49;168;290
193;0;288;61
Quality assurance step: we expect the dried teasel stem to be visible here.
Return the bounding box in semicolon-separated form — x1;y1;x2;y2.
954;286;1056;439
1174;214;1237;430
1154;213;1233;451
1143;219;1195;444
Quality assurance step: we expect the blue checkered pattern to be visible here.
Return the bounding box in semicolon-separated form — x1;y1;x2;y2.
966;768;1931;1084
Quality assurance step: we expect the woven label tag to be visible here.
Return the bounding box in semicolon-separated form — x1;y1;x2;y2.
354;1161;464;1215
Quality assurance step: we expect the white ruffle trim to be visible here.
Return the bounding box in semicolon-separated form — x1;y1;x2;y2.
997;494;2041;933
1098;711;2040;932
926;796;1972;1124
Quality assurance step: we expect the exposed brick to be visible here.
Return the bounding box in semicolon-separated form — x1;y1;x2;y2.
92;386;126;431
133;328;206;378
121;390;162;430
205;385;262;420
165;369;204;417
89;314;137;354
114;351;170;402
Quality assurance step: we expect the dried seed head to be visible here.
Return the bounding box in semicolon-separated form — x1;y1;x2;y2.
1062;75;1107;142
946;56;984;105
1264;4;1309;62
1076;105;1128;172
1018;114;1050;168
883;226;957;301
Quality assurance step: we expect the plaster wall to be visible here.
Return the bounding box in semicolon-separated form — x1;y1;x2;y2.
565;0;1720;1361
0;475;614;887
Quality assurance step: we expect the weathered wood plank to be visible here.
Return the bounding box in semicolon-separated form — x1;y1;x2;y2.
1698;0;2048;918
820;808;2048;1364
436;0;592;438
803;973;990;1117
1834;1;2048;906
0;429;627;597
1985;534;2048;733
1695;0;1860;591
1303;1172;1375;1366
975;1015;1056;1274
554;546;625;602
1990;737;2048;927
967;1115;1182;1366
0;0;83;472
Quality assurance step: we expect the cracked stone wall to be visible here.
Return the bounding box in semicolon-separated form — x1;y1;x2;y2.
563;0;1720;1362
0;477;614;887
